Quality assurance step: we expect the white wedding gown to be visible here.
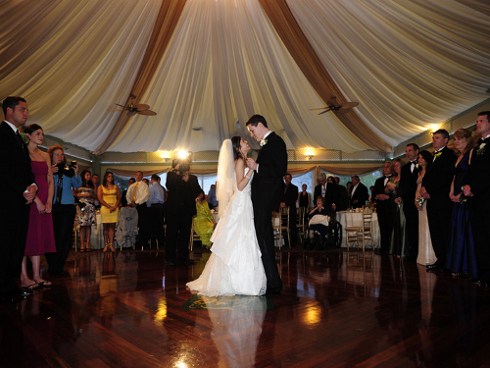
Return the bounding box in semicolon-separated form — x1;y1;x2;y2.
186;168;267;296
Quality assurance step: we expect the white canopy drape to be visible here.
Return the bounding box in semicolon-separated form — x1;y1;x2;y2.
1;0;489;155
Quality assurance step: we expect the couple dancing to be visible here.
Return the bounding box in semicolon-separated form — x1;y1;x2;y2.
187;115;287;296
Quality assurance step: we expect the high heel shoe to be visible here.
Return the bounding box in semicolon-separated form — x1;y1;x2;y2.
109;243;116;252
103;243;109;252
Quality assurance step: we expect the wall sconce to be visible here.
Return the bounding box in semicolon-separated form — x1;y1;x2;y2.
158;150;171;162
304;148;316;161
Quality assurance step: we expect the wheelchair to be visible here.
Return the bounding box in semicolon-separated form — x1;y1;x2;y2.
303;216;342;251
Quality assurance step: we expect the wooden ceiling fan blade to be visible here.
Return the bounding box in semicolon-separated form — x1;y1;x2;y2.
134;104;150;111
318;110;330;115
309;107;328;111
138;110;157;116
339;102;359;109
336;109;351;114
114;103;126;108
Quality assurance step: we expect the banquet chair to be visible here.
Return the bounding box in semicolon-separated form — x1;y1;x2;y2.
188;216;201;253
272;207;289;248
296;207;305;244
345;212;374;252
115;207;138;251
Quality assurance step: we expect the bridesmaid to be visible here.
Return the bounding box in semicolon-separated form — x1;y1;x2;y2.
20;124;56;289
447;129;477;279
415;150;437;266
98;172;120;252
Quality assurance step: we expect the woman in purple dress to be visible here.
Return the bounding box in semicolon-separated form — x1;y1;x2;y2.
20;124;56;289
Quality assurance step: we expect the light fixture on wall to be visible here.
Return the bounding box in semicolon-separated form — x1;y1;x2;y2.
158;150;171;162
304;148;316;160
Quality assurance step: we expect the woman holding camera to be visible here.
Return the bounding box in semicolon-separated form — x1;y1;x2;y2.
76;170;97;251
20;124;56;289
45;145;81;276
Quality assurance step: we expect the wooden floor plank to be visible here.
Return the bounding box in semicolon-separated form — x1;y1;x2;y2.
2;249;490;367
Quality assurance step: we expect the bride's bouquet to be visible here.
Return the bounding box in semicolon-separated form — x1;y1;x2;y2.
415;196;426;207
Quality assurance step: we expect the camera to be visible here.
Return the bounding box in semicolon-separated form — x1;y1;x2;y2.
56;160;77;177
173;156;192;174
78;202;87;212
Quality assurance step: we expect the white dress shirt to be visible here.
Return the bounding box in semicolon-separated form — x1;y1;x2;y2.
126;180;150;205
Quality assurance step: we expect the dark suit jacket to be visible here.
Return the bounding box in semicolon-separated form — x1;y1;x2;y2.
0;121;35;208
164;171;201;216
251;132;288;211
350;182;369;208
372;176;391;213
464;137;490;214
314;182;339;209
337;185;349;211
397;161;419;213
422;146;455;211
281;183;298;209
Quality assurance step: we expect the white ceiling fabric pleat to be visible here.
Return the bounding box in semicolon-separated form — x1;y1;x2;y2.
1;0;489;155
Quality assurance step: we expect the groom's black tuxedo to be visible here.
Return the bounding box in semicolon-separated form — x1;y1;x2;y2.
0;121;35;297
251;131;287;292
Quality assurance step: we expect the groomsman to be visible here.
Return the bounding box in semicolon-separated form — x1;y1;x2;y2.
373;162;393;254
421;130;455;271
395;143;420;260
0;96;37;303
464;111;490;286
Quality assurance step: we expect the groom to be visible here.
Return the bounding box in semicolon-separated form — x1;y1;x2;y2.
246;115;287;293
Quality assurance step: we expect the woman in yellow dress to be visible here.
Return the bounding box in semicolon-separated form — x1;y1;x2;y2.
97;172;121;252
193;191;217;247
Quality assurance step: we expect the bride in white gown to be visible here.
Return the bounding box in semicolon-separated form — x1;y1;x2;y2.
186;136;267;296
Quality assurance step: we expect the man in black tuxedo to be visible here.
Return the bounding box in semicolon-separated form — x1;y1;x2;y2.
421;130;455;271
334;177;350;211
464;111;490;285
164;159;202;265
280;173;298;247
314;173;339;211
373;162;393;254
0;96;37;303
246;115;287;293
350;175;369;209
395;143;420;260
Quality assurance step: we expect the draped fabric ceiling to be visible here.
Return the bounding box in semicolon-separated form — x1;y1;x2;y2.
1;0;490;157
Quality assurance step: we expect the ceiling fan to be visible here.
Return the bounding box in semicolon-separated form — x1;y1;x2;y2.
310;96;359;115
108;102;157;117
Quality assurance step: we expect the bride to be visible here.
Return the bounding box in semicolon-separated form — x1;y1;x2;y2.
186;136;267;296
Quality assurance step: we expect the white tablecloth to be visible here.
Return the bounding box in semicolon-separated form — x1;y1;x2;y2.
336;211;379;249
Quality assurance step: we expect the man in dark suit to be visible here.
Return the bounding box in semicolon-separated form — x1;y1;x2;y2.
246;114;287;293
373;162;393;254
464;111;490;286
314;173;339;211
350;175;369;209
395;143;420;260
165;159;202;265
280;173;298;247
0;96;37;303
334;177;350;211
421;129;455;271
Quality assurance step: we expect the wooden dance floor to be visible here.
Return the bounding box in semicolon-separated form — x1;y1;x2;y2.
2;249;490;367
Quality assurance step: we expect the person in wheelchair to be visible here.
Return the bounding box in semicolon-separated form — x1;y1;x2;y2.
306;196;335;249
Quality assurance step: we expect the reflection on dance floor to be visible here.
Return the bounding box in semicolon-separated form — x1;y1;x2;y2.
2;249;489;367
